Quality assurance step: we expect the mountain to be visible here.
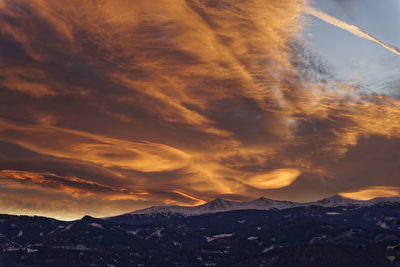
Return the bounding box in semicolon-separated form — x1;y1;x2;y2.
1;196;400;266
125;198;243;217
108;195;400;224
308;195;365;207
1;201;400;266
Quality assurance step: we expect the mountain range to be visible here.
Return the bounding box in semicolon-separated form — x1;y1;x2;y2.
125;195;400;215
1;195;400;266
107;195;400;224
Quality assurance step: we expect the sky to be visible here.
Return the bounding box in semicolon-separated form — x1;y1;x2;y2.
0;0;399;220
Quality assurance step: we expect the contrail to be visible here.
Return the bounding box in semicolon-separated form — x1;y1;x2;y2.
305;6;400;55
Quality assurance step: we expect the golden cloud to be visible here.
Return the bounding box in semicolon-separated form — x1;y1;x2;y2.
0;0;400;219
0;119;191;172
245;168;301;189
339;186;400;200
0;169;145;199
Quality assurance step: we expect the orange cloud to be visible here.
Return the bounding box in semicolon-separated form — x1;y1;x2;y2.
0;119;191;172
339;186;400;200
245;168;301;189
0;180;154;220
0;68;57;96
1;0;400;219
0;169;145;200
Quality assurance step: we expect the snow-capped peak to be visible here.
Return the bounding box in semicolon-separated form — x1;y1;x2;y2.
125;195;400;217
198;198;239;211
308;195;363;207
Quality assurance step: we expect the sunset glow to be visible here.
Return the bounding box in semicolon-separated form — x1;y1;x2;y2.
0;0;399;219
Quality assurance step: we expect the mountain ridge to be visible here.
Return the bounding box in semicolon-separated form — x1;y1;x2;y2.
119;195;400;217
1;197;400;266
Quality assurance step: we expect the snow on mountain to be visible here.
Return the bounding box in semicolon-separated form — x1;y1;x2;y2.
204;233;235;242
125;195;400;217
200;198;240;212
309;195;400;207
366;197;400;205
243;197;298;210
127;198;243;216
307;195;364;207
128;198;294;216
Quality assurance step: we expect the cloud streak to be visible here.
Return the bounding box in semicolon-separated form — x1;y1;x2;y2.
304;6;400;55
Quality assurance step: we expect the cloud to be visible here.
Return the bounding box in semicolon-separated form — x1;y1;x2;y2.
304;6;400;55
0;68;57;96
244;168;300;189
0;118;191;172
0;0;400;219
0;169;147;198
339;186;400;200
0;182;153;220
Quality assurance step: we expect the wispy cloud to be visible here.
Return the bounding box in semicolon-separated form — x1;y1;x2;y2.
0;0;400;219
305;6;400;55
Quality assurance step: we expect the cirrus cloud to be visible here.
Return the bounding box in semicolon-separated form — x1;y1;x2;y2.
0;0;400;219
